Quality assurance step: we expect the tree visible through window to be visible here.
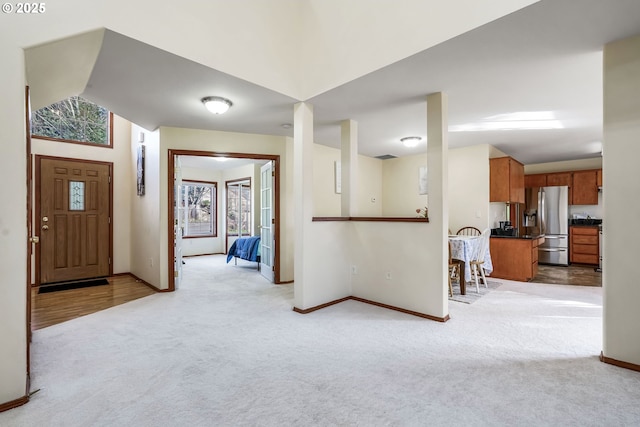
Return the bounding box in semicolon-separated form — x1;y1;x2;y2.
226;179;251;236
31;96;112;146
180;181;217;237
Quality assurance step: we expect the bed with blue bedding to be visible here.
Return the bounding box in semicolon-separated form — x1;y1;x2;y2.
226;236;261;269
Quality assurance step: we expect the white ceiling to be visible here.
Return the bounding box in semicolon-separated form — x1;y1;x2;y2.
39;0;640;165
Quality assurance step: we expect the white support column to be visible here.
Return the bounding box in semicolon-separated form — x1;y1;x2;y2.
340;119;358;217
0;42;28;406
427;92;450;313
293;102;314;309
602;33;640;367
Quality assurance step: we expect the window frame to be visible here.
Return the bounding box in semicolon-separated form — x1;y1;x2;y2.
226;178;252;237
180;180;217;239
30;97;114;149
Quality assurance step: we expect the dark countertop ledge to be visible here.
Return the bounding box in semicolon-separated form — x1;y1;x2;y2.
570;219;602;225
490;234;545;240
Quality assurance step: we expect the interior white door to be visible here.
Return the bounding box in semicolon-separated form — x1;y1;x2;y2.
260;161;274;282
174;156;183;289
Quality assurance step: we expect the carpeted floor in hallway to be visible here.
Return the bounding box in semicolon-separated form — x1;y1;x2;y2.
2;255;639;426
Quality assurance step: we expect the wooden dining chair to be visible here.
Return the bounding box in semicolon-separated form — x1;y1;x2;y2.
448;242;460;297
468;228;491;293
456;226;481;236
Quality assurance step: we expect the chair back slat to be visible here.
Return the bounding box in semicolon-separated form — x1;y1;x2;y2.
456;226;481;236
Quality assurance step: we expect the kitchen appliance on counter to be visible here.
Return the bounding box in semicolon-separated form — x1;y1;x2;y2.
491;220;516;236
523;186;569;266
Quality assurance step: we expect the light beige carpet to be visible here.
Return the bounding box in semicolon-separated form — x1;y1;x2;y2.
2;255;639;426
448;279;501;304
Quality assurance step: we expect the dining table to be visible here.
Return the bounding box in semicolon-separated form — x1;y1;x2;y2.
448;235;493;295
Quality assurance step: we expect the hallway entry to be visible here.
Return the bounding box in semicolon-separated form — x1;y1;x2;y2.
168;150;282;291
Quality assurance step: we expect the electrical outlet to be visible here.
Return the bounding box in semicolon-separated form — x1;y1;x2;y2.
150;258;154;267
351;265;358;274
385;271;392;280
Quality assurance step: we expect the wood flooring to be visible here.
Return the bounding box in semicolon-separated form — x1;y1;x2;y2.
31;274;157;330
531;264;602;287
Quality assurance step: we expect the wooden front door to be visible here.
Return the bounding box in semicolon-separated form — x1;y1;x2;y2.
38;157;111;284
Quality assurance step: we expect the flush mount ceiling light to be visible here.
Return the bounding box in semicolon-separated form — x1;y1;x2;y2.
202;96;233;115
400;136;422;147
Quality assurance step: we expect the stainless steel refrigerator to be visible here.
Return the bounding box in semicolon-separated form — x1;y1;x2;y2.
523;186;569;266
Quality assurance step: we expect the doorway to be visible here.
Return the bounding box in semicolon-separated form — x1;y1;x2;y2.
35;156;113;285
167;150;281;291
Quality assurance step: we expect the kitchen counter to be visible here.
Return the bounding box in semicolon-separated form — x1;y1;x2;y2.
570;218;602;226
490;231;544;240
489;235;546;281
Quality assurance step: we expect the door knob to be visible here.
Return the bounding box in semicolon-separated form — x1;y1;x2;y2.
42;225;49;230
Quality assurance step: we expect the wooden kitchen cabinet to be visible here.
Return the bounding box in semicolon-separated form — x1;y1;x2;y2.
572;170;598;205
490;157;525;203
547;172;573;204
546;172;572;186
524;168;601;205
524;173;547;188
489;236;545;282
524;172;570;188
570;226;599;265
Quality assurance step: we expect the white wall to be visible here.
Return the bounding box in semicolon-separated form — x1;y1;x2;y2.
0;40;28;407
31;115;133;277
448;144;492;233
382;153;429;217
284;137;295;282
357;155;383;216
312;144;341;216
313;144;384;217
130;125;162;287
602;33;640;366
350;222;438;314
